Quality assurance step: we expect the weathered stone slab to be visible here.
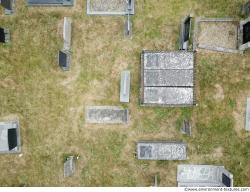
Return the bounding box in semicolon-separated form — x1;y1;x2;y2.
144;69;193;87
85;106;129;124
0;120;21;154
0;28;10;43
137;141;187;160
143;87;194;106
143;51;194;70
181;120;192;136
27;0;74;6
177;165;233;187
64;156;75;177
87;0;135;15
63;17;71;51
120;70;130;103
245;97;250;131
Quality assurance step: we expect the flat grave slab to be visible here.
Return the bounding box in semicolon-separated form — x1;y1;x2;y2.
141;51;195;107
86;0;134;15
85;106;129;124
137;141;187;160
177;165;233;187
27;0;74;6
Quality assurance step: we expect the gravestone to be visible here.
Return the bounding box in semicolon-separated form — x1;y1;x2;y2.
1;0;14;14
245;97;250;131
137;141;187;160
241;1;250;16
180;16;192;50
85;106;129;124
0;120;21;153
240;18;250;52
181;119;191;136
27;0;74;6
64;156;75;177
120;70;130;103
0;28;10;43
177;165;233;187
63;17;71;51
58;50;71;71
124;14;132;37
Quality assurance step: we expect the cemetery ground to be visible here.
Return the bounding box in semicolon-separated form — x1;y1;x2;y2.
0;0;250;187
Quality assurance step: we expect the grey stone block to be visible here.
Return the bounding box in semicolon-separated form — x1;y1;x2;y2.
85;106;129;124
137;141;187;160
245;97;250;131
27;0;74;6
64;156;75;177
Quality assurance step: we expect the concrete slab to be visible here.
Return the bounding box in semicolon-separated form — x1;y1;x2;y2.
64;156;75;177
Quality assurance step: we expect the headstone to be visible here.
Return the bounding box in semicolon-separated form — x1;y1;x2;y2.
27;0;74;6
181;119;191;136
0;120;21;153
241;1;250;16
58;50;71;71
137;141;187;160
245;97;250;131
64;156;75;177
0;28;10;43
1;0;14;14
180;16;192;50
85;106;129;124
125;14;132;38
120;70;130;103
63;17;71;51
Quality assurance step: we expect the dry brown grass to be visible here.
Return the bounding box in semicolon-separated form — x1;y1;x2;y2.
0;0;249;187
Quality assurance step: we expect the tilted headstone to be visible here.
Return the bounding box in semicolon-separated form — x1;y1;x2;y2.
1;0;14;14
245;97;250;131
0;120;21;153
241;1;250;16
181;119;192;136
120;70;130;103
64;156;75;177
125;14;132;38
239;18;250;51
63;17;71;51
0;27;10;43
179;16;192;50
137;141;187;160
58;50;71;71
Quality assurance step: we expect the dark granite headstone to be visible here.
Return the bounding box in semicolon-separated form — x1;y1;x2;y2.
241;1;250;16
243;22;250;44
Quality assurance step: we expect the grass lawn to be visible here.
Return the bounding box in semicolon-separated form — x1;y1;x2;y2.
0;0;250;186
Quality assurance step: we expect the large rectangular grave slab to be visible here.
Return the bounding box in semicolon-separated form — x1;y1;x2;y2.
245;97;250;131
177;165;233;187
27;0;74;6
120;70;130;103
137;141;187;160
85;106;129;124
86;0;135;15
0;120;21;154
141;51;195;107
